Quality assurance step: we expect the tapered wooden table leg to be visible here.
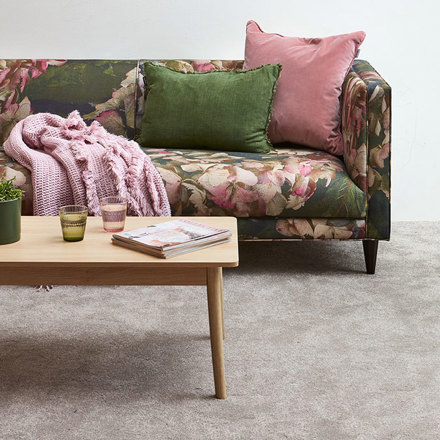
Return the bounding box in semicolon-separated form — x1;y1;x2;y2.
206;267;226;399
220;274;225;340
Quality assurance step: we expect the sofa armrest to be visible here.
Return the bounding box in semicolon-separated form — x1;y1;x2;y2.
341;60;391;239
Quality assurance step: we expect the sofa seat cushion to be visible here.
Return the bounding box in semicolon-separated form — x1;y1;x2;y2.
144;147;367;218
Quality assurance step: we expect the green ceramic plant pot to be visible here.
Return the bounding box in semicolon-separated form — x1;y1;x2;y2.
0;198;21;245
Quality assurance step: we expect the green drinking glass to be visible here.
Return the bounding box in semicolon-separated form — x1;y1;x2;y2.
59;205;88;242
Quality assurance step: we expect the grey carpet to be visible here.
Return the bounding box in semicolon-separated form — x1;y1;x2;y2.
0;221;439;440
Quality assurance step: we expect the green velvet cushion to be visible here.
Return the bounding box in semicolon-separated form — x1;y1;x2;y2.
137;62;281;153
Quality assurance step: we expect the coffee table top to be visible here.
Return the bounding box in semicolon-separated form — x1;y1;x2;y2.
1;216;239;268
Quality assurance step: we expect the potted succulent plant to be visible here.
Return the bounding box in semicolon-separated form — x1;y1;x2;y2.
0;174;24;245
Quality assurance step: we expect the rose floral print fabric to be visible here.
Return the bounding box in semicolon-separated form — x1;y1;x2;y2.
0;59;138;144
0;150;33;215
144;147;366;219
238;217;366;240
0;58;389;240
341;60;391;239
1;145;367;228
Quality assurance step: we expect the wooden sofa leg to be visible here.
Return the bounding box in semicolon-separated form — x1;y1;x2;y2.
363;240;379;274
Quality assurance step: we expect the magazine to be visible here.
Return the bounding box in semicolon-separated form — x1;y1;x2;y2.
112;219;231;258
112;236;231;258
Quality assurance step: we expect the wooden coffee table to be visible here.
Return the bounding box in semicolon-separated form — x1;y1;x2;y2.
0;216;239;399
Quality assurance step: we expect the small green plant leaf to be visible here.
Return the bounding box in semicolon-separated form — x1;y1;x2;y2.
0;174;24;202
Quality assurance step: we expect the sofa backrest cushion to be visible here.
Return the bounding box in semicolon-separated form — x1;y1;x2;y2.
0;60;138;145
0;59;245;147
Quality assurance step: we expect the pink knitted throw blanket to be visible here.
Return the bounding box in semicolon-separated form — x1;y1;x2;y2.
4;111;171;217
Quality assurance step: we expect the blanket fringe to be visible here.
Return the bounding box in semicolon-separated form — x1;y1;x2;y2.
4;110;170;217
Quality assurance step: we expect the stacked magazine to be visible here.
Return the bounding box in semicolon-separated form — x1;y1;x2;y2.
111;219;232;258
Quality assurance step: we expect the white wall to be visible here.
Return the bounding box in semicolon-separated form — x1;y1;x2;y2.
2;0;439;220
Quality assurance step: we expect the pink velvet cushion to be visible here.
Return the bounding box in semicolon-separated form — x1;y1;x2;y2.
244;20;365;155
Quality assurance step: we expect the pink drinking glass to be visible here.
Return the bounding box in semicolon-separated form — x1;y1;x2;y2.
100;196;127;232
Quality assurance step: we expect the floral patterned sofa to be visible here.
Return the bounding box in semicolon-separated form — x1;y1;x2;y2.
0;59;390;273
